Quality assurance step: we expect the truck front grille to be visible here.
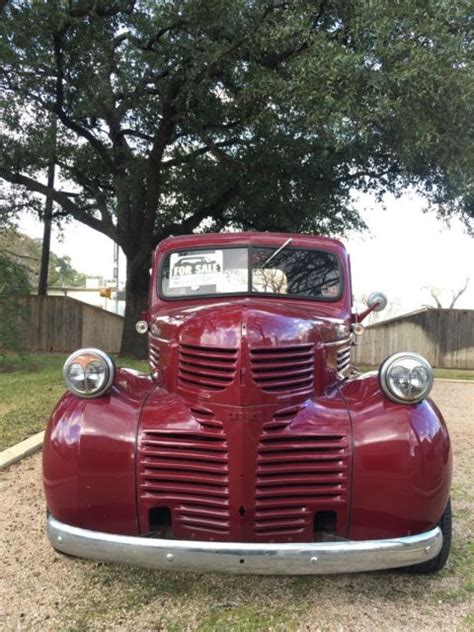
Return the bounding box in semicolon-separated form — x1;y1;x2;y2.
250;344;314;394
178;343;237;391
139;430;230;535
149;338;160;369
255;433;349;537
336;345;351;374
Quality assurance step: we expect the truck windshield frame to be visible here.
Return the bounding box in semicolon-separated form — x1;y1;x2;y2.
159;245;343;302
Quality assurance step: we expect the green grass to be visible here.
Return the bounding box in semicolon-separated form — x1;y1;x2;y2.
357;366;474;380
0;352;149;451
432;368;474;380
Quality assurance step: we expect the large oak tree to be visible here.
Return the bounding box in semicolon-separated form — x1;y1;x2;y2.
0;0;472;355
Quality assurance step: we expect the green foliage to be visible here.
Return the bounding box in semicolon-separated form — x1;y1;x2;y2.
0;1;472;352
44;249;87;287
0;251;31;358
0;229;87;288
0;252;31;295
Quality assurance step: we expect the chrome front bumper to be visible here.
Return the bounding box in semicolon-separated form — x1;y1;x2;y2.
47;515;442;575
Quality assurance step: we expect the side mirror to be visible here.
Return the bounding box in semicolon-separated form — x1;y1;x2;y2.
352;291;389;324
367;291;387;312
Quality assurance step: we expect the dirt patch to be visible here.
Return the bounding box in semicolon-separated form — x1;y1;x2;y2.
0;382;472;631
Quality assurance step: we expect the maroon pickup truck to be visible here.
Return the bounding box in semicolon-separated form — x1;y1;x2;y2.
43;232;452;574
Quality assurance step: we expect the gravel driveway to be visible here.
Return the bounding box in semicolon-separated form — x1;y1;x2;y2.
1;381;472;631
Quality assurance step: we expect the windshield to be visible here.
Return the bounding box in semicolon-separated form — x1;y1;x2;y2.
161;246;342;300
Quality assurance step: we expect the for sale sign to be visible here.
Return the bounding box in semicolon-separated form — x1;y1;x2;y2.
169;250;223;288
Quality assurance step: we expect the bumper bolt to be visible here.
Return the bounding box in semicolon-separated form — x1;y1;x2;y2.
166;553;174;562
311;556;318;565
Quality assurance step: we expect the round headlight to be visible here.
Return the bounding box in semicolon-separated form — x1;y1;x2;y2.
63;348;115;399
379;352;433;405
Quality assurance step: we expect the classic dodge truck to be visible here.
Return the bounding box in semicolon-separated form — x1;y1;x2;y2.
44;232;452;574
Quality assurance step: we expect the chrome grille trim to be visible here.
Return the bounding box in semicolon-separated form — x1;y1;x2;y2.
250;344;314;394
149;339;160;369
139;430;230;535
255;433;349;536
178;344;237;391
336;346;351;374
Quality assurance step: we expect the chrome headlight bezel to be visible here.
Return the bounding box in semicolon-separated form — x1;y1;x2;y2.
379;352;433;405
63;348;116;399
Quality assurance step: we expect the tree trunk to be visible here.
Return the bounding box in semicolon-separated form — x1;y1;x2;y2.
119;254;150;358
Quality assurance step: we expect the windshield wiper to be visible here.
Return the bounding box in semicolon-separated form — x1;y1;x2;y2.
262;237;293;268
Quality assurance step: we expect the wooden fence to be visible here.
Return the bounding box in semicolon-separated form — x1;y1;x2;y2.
3;295;124;353
354;308;474;369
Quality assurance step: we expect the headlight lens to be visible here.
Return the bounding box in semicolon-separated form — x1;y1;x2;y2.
63;349;115;398
379;352;433;404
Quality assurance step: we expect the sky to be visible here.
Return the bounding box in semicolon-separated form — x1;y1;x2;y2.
18;189;474;318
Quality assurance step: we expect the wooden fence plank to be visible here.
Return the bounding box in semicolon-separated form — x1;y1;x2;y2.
1;295;123;354
354;308;474;369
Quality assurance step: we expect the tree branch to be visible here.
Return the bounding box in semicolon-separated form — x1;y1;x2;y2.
159;182;241;240
68;0;137;18
0;169;113;238
430;288;443;309
130;20;185;51
449;278;469;308
162;138;243;168
120;128;155;142
52;32;115;170
99;32;133;163
143;77;183;220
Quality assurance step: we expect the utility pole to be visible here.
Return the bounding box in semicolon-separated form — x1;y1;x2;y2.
113;242;119;314
38;115;57;296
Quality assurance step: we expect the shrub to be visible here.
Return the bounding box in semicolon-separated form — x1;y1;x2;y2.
0;253;31;360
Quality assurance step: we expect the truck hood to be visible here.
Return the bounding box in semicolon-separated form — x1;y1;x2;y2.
152;298;349;349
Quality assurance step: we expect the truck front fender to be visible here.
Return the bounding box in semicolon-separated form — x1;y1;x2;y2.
43;369;155;535
339;373;452;540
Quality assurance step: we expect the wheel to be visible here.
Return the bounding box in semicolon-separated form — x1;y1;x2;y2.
405;498;452;574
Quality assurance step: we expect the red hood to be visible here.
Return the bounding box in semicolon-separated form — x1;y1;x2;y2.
152;299;348;347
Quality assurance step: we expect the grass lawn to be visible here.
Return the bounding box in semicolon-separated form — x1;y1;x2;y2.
0;353;149;451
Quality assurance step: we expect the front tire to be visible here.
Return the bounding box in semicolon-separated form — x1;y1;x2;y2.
405;498;452;574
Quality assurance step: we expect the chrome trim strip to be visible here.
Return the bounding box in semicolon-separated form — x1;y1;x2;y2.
337;348;351;357
337;357;351;367
325;338;352;348
337;359;351;370
47;515;442;575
